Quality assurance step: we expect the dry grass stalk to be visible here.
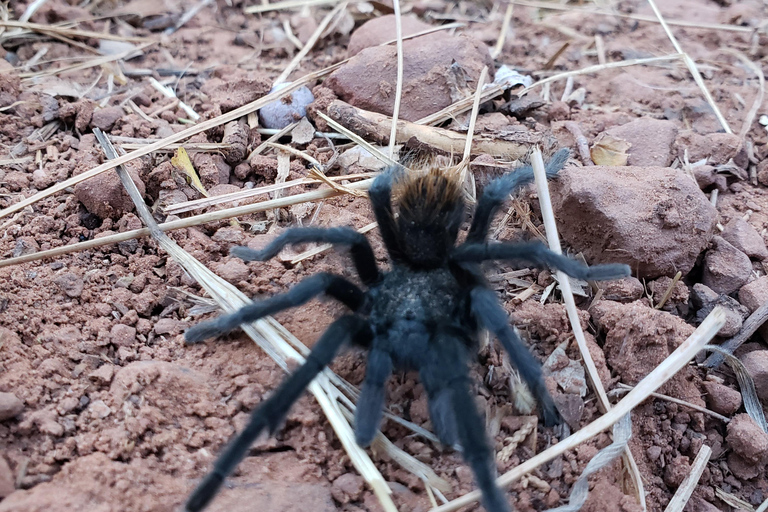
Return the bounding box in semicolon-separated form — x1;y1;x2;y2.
388;0;404;160
315;111;399;168
0;20;150;42
492;3;515;59
613;383;730;423
655;271;683;309
274;2;348;85
163;172;375;215
0;62;345;221
510;0;753;33
496;418;536;463
247;122;297;160
645;0;731;134
95;128;399;512
722;49;765;139
663;445;712;512
530;148;647;509
244;0;339;14
18;41;154;79
431;306;727;512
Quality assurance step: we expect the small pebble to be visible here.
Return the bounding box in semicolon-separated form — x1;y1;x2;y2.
258;82;314;129
702;381;742;416
0;392;24;421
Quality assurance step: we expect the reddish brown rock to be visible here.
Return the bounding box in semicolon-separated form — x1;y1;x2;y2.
550;166;717;279
726;414;768;463
605;117;678;167
326;32;493;122
331;473;365;504
739;350;768;403
74;167;146;220
0;456;14;498
0;392;24;421
722;217;768;260
110;324;136;347
348;14;434;55
90;106;123;131
600;276;645;302
216;258;250;283
702;381;742;416
702;236;752;295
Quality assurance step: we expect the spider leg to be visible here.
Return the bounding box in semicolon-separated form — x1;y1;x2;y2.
428;331;511;512
466;148;570;244
368;166;406;262
230;227;380;285
420;364;459;447
354;348;393;447
469;287;561;426
185;315;369;512
185;273;366;343
452;241;630;281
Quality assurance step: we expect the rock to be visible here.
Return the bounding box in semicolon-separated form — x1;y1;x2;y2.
54;272;84;298
110;324;136;347
331;473;365;504
727;452;762;480
701;236;752;295
325;32;493;122
663;455;690;487
691;284;748;337
727;414;768;463
347;14;433;55
590;301;701;404
600;277;645;302
258;83;315;129
550;166;717;279
739;350;768;403
0;392;24;421
90;106;123;131
0;456;13;498
216;258;250;283
88;364;115;385
88;399;112;419
692;165;728;192
721;217;768;260
738;275;768;311
153;318;181;335
212;227;245;244
74;167;146;220
676;131;748;168
193;153;231;189
200;70;271;113
757;159;768;187
605;118;678;167
702;381;742;415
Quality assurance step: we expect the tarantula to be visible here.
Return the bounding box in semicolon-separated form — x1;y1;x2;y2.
183;149;630;512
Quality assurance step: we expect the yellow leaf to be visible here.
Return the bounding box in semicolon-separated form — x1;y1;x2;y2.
590;134;631;166
171;147;209;197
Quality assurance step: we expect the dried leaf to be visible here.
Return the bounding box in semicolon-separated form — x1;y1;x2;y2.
590;134;631;166
171;147;209;197
291;117;315;145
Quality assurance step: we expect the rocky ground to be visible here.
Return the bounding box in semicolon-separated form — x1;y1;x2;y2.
0;0;767;511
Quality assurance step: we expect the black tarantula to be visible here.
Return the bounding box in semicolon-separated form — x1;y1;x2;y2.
183;148;630;512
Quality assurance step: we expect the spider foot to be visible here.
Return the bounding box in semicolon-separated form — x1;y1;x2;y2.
229;246;265;261
184;320;228;344
582;262;631;281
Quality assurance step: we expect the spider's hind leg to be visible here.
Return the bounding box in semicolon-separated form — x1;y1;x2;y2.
185;315;370;512
185;273;365;343
427;330;512;512
469;287;561;426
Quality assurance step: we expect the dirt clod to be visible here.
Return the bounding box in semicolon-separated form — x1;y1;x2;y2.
739;350;768;403
721;217;768;260
702;381;742;416
702;236;752;295
727;414;768;464
0;392;24;421
551;165;717;278
605;118;678;167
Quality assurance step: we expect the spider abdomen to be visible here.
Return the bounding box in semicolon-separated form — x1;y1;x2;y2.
368;266;473;367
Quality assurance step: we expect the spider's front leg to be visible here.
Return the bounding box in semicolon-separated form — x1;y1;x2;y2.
230;226;380;285
452;241;631;281
368;166;406;262
184;273;365;343
185;315;371;512
469;286;561;426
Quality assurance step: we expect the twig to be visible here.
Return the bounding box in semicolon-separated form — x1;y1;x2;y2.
430;307;726;512
531;147;646;509
244;0;339;14
663;445;712;512
148;77;199;121
563;121;592;166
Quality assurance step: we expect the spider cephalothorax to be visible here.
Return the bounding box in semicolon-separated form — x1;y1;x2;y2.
183;149;630;512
